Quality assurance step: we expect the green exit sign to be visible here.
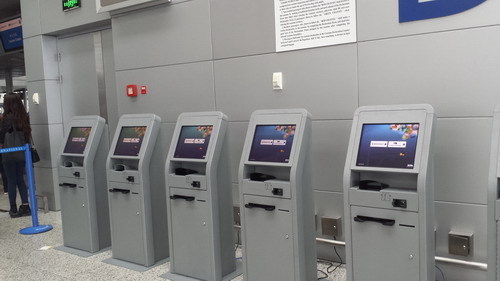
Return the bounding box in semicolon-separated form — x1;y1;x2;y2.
62;0;81;11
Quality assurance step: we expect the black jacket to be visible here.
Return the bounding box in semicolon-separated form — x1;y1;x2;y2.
0;114;30;145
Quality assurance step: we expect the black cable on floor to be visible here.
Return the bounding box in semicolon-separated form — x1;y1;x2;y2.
317;268;329;280
435;264;446;281
326;236;343;273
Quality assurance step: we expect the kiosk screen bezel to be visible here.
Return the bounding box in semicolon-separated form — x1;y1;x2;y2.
63;127;92;155
113;126;147;157
173;125;213;160
248;124;296;163
356;123;420;169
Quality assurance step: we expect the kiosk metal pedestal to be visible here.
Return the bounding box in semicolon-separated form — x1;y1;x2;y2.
104;114;168;271
343;104;435;281
56;116;110;256
162;111;240;281
238;109;316;281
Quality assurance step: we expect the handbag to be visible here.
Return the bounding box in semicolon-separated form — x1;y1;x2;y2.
30;135;40;163
3;126;26;163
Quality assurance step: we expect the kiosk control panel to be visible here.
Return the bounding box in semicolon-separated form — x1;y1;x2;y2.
238;109;316;281
58;115;110;254
343;105;435;281
163;111;238;281
106;114;168;268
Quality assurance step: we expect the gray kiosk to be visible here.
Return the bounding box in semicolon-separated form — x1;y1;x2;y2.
163;111;239;281
57;115;110;256
487;104;500;281
238;109;316;281
343;104;435;281
105;113;168;270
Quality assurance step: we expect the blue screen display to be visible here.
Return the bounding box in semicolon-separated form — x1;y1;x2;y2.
0;19;23;51
356;123;419;169
174;125;213;159
248;125;295;163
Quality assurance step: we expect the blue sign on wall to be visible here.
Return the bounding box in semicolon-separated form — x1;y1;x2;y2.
0;26;23;51
399;0;486;23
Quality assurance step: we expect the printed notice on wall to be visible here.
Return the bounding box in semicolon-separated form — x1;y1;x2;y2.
275;0;356;52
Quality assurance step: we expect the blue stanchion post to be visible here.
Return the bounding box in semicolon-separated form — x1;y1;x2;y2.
0;144;53;234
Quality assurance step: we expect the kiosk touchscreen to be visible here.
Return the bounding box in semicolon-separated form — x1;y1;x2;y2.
238;109;316;281
343;105;435;281
57;116;110;255
162;112;240;281
105;114;168;269
487;105;500;281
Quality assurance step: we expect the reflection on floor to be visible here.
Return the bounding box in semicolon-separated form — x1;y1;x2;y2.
0;210;346;280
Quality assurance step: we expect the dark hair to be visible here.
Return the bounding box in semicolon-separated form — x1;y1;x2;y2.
3;92;31;139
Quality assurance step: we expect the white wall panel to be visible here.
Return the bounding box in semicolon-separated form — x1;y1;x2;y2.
210;0;275;59
24;36;58;82
359;26;500;118
227;122;248;184
31;123;63;169
27;80;62;125
102;29;119;135
20;0;41;39
357;0;500;41
58;33;101;133
435;202;487;280
114;61;215;121
34;167;61;211
214;45;358;121
311;120;351;193
112;0;213;70
434;118;491;205
315;191;346;262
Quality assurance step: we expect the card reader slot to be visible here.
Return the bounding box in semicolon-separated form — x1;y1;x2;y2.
59;183;77;188
353;215;395;226
244;202;276;211
170;195;195;202
108;188;130;194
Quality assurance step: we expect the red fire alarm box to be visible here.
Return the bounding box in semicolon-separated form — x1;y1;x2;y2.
140;86;147;94
126;84;138;97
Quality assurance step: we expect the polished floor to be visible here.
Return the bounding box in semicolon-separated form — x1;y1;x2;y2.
0;192;346;281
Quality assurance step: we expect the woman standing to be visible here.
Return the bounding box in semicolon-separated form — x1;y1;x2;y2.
0;93;31;218
0;114;8;195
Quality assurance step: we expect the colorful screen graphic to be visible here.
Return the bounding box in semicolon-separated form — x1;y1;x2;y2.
63;127;92;154
356;123;419;169
174;125;213;159
113;126;147;156
248;125;296;163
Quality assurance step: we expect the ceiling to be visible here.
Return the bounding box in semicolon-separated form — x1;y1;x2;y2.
0;0;24;82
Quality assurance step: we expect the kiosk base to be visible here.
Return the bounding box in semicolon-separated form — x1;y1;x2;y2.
160;260;243;281
19;225;53;235
102;257;168;272
54;245;110;258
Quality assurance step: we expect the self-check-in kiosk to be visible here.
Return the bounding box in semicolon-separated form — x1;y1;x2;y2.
162;111;239;281
105;114;168;269
343;104;435;281
57;115;110;255
487;105;500;281
238;109;316;281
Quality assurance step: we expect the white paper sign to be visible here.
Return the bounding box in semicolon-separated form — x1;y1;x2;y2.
275;0;356;52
